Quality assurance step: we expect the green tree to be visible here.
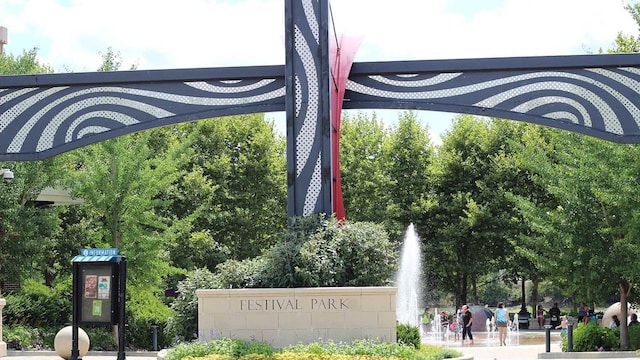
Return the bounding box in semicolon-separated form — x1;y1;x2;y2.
515;130;640;350
0;48;53;75
424;116;538;308
59;48;187;288
64;129;187;288
0;48;63;293
166;114;287;270
384;111;434;241
340;112;392;224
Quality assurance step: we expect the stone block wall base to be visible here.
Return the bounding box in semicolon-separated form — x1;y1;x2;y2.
0;341;6;357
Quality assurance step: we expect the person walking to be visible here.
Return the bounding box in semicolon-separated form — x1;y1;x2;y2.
494;302;509;346
537;305;545;329
461;304;474;345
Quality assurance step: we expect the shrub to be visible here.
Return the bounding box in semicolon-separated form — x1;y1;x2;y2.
4;279;72;328
414;345;461;359
283;339;415;358
396;323;420;349
628;324;640;350
561;322;618;352
164;339;275;360
166;268;218;342
163;338;459;360
213;257;269;289
83;326;118;351
3;325;44;350
264;216;397;288
126;288;174;349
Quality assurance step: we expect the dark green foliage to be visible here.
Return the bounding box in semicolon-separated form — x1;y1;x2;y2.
312;221;395;287
213;257;269;289
628;324;640;350
264;216;396;287
168;114;287;269
3;280;71;328
3;325;45;350
263;214;326;287
396;323;421;349
126;288;174;349
561;322;618;352
167;268;218;341
83;326;118;351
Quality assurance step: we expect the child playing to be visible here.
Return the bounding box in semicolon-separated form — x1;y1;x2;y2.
450;317;460;341
556;315;568;336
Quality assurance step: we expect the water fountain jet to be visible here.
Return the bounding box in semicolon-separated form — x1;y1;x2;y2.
395;224;423;327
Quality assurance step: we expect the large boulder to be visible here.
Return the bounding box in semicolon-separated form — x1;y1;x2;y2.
601;302;639;328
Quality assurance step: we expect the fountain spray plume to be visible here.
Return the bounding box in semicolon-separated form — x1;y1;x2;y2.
395;223;423;326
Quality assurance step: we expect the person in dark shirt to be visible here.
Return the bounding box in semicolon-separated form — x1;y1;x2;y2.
461;304;474;345
549;302;561;329
630;313;639;326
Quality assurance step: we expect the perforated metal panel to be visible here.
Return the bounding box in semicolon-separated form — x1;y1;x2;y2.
0;67;285;160
285;0;332;217
345;55;640;143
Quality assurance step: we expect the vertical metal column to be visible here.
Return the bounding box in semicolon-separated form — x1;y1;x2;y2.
117;258;127;360
285;0;332;218
71;263;81;360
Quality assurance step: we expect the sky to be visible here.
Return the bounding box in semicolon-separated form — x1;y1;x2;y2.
1;0;638;144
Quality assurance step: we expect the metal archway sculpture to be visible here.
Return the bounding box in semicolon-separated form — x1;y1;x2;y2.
2;0;640;218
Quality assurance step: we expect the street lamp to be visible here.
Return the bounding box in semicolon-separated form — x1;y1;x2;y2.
0;26;6;55
1;169;14;182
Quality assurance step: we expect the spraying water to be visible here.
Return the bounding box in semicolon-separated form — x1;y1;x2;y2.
395;224;423;326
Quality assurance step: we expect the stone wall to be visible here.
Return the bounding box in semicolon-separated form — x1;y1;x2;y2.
196;287;397;348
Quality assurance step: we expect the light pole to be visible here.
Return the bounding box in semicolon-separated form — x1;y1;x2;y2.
518;277;530;329
0;26;6;55
0;168;11;356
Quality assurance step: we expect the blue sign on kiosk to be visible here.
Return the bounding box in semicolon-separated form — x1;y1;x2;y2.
71;248;126;360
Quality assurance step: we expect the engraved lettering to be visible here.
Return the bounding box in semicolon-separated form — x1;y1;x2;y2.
340;298;349;309
329;298;336;309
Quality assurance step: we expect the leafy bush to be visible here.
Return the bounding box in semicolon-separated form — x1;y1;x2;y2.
263;214;326;288
164;338;459;360
126;288;174;349
415;345;461;359
165;339;275;360
396;323;420;349
167;268;218;342
264;216;397;288
4;279;72;328
628;324;640;350
561;322;618;352
83;326;117;351
283;339;415;358
298;221;397;287
3;325;44;350
213;257;269;289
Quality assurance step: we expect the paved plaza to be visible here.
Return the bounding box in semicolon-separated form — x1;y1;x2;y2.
6;330;640;359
